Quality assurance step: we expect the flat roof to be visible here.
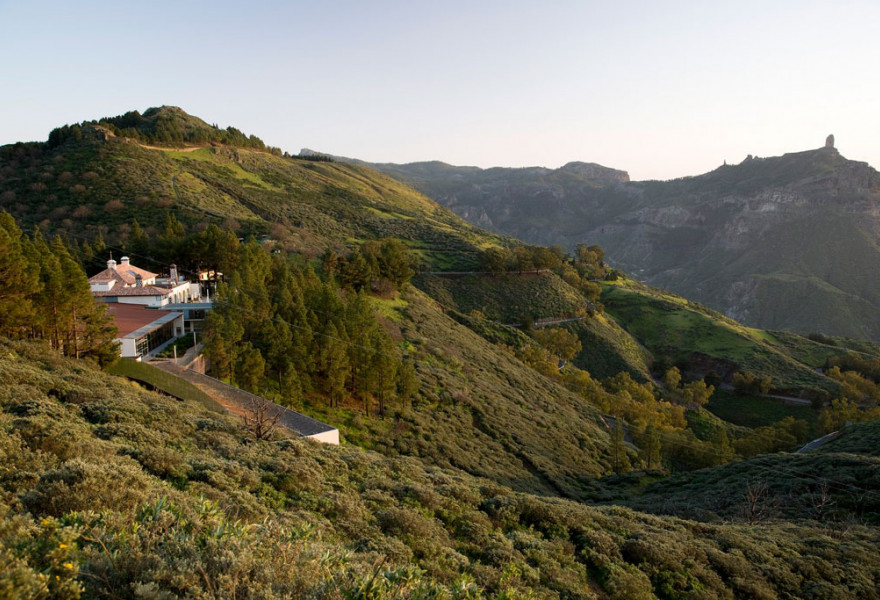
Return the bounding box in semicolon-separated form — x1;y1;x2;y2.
159;302;213;310
106;304;183;338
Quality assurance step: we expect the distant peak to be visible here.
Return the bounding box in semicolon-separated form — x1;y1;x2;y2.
825;134;835;149
559;161;630;183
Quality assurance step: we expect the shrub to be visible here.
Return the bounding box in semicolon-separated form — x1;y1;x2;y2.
21;458;153;517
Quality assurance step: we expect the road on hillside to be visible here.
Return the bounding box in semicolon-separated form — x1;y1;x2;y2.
797;431;840;453
717;383;812;406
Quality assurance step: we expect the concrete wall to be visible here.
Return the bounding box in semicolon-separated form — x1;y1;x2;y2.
90;281;115;292
117;295;168;307
118;338;138;358
306;429;340;445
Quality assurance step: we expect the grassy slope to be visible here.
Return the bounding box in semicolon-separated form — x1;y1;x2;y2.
601;277;847;394
819;419;880;457
615;449;880;524
568;314;653;381
4;340;880;598
706;389;814;429
107;358;224;413
330;289;614;499
0;135;507;269
413;272;587;323
413;273;653;381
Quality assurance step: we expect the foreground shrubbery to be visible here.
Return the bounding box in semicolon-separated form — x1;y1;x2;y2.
3;340;880;598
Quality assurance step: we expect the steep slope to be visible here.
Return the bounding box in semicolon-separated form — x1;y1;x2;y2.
0;108;623;495
600;277;847;395
0;108;868;490
0;107;508;270
4;339;880;598
611;418;880;524
356;143;880;340
335;288;615;498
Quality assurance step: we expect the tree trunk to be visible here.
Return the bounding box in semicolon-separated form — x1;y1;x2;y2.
72;304;80;359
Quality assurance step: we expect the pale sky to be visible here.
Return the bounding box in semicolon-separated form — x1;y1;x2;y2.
1;0;878;180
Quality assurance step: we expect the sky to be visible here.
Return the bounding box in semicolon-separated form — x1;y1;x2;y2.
1;0;878;180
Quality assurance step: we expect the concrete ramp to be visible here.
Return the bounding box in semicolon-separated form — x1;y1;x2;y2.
154;361;339;445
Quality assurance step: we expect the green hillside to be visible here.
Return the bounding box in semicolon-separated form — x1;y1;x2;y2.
819;419;880;457
601;277;855;395
334;288;615;498
4;340;880;598
3;107;868;469
5;108;880;596
359;145;880;340
617;449;880;524
414;272;587;323
568;313;654;381
0;107;507;270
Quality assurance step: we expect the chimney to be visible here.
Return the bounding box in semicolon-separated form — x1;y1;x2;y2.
120;256;130;266
107;258;117;270
135;273;143;288
170;264;178;284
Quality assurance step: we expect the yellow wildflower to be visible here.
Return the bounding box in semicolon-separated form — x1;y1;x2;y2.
59;543;68;549
63;563;73;570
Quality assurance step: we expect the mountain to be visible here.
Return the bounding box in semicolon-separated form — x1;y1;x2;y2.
4;339;880;597
350;141;880;340
5;108;880;594
0;107;629;498
0;106;509;272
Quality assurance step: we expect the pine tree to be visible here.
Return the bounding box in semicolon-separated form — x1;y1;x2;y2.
31;230;67;351
53;235;92;357
611;419;631;474
640;425;662;470
319;323;348;408
203;282;245;380
340;251;371;291
396;360;419;411
268;258;313;380
379;239;414;288
261;318;296;398
345;290;378;413
235;342;265;393
0;213;38;337
371;330;398;418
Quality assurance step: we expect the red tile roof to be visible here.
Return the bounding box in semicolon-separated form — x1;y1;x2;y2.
93;285;175;297
89;262;158;286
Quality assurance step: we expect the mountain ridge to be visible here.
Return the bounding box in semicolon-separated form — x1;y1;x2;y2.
5;108;880;594
343;141;880;340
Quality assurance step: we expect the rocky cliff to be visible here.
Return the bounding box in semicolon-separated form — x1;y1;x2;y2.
359;144;880;340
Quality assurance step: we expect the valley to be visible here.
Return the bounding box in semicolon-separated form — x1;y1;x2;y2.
2;107;880;597
352;142;880;341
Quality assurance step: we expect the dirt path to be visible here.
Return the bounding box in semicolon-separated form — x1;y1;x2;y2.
718;384;812;406
761;393;812;406
137;143;205;153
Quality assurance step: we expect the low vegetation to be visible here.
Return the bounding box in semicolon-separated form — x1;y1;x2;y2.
3;340;880;598
601;277;848;395
6;109;880;596
1;108;509;273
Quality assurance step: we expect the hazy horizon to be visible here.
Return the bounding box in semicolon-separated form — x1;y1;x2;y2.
2;0;878;180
